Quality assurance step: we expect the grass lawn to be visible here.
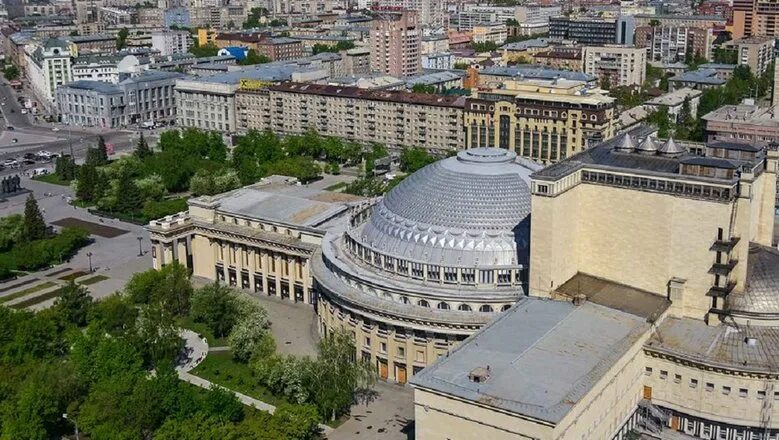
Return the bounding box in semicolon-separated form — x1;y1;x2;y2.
0;281;56;304
59;271;89;281
79;274;109;285
323;182;348;191
10;285;66;309
190;350;288;407
32;173;71;186
177;316;229;347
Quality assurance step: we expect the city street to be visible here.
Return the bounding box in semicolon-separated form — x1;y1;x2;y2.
0;78;144;175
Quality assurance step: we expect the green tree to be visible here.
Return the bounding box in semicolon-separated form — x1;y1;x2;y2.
307;329;374;420
54;155;78;181
238;49;271;65
0;214;23;251
22;194;46;241
646;106;674;138
713;47;737;64
96;136;109;163
114;170;144;213
116;27;129;50
134;303;182;369
191;283;238;338
190;43;220;57
3;64;20;81
272;403;322;440
411;83;437;94
470;41;498;52
243;7;268;29
135;133;152;159
229;312;274;362
76;164;100;203
87;294;138;336
202;385;244;422
399;147;436;173
54;281;93;327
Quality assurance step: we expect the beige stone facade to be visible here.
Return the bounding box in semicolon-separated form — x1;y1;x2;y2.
236;82;466;153
463;79;616;163
583;44;647;87
147;177;363;305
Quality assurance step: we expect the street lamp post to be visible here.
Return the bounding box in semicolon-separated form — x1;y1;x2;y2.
86;251;93;273
62;413;80;440
137;236;143;256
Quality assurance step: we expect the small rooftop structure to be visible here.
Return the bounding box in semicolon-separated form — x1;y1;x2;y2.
669;69;727;87
480;65;596;83
645;87;701;107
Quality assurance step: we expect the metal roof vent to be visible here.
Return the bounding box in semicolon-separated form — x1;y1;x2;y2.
658;137;686;157
614;133;636;152
636;136;658;154
745;337;757;347
469;366;491;383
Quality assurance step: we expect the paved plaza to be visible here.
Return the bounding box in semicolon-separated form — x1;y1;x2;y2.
0;177;152;306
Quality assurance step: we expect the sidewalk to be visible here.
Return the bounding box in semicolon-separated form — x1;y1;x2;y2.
175;329;333;433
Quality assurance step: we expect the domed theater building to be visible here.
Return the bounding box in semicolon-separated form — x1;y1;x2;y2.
312;148;536;383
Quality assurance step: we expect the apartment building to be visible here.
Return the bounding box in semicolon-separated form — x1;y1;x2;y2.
532;47;583;71
67;34;115;56
726;36;775;74
463;79;616;163
733;0;779;37
635;25;713;63
471;22;507;45
583;45;647;87
702;104;779;145
370;0;446;28
236;82;466;153
370;11;421;77
451;5;516;31
151;30;189;56
257;38;304;62
514;5;561;36
175;53;363;133
24;37;72;113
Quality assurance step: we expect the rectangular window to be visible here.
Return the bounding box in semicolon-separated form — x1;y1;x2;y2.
644;367;652;376
723;386;731;395
397;346;405;358
364;336;371;347
739;388;748;398
659;370;668;380
690;379;698;388
705;383;714;392
674;374;682;384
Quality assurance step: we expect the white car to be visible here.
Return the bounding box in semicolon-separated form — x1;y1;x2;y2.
51;127;59;132
3;159;19;168
20;109;27;114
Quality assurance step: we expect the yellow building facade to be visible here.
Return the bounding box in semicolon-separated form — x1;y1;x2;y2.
463;79;616;164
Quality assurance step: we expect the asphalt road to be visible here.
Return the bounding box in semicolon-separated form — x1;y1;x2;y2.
0;79;145;176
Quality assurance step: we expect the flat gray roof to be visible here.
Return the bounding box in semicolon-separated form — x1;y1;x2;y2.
411;297;648;424
195;176;363;230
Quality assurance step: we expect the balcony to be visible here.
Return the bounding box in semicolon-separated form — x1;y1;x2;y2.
707;281;736;298
710;236;740;252
710;259;738;276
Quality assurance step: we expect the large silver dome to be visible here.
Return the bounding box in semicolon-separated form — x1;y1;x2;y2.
357;148;533;268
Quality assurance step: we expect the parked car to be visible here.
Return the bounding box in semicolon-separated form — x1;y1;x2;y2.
3;159;19;168
6;126;14;131
30;168;48;176
20;109;27;115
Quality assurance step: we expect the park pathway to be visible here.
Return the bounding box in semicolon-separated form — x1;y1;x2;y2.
174;329;333;434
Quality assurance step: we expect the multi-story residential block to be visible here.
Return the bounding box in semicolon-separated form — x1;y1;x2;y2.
197;27;217;47
23;3;57;15
725;36;775;74
451;5;516;32
733;0;779;37
702;104;779;144
532;47;583;71
635;25;713;64
71;53;145;83
478;65;598;87
548;16;618;45
164;7;190;28
257;37;304;61
370;11;421;77
513;5;561;36
420;34;448;55
236;82;466;153
24;37;72;113
463;79;616;163
74;0;104;34
583;44;647;87
56;70;183;128
633;14;727;29
175;53;360;133
421;52;453;70
136;6;163;26
471;22;507;45
370;0;445;28
66;34;116;56
267;0;332;15
99;6;132;26
151;30;189;56
644;87;701;122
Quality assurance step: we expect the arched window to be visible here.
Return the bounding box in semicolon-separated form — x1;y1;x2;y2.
458;304;472;311
437;302;450;310
418;299;430;308
400;296;410;304
479;305;494;313
501;304;512;311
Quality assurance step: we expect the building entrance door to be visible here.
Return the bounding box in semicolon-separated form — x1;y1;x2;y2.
396;365;407;384
378;360;388;380
643;386;652;400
